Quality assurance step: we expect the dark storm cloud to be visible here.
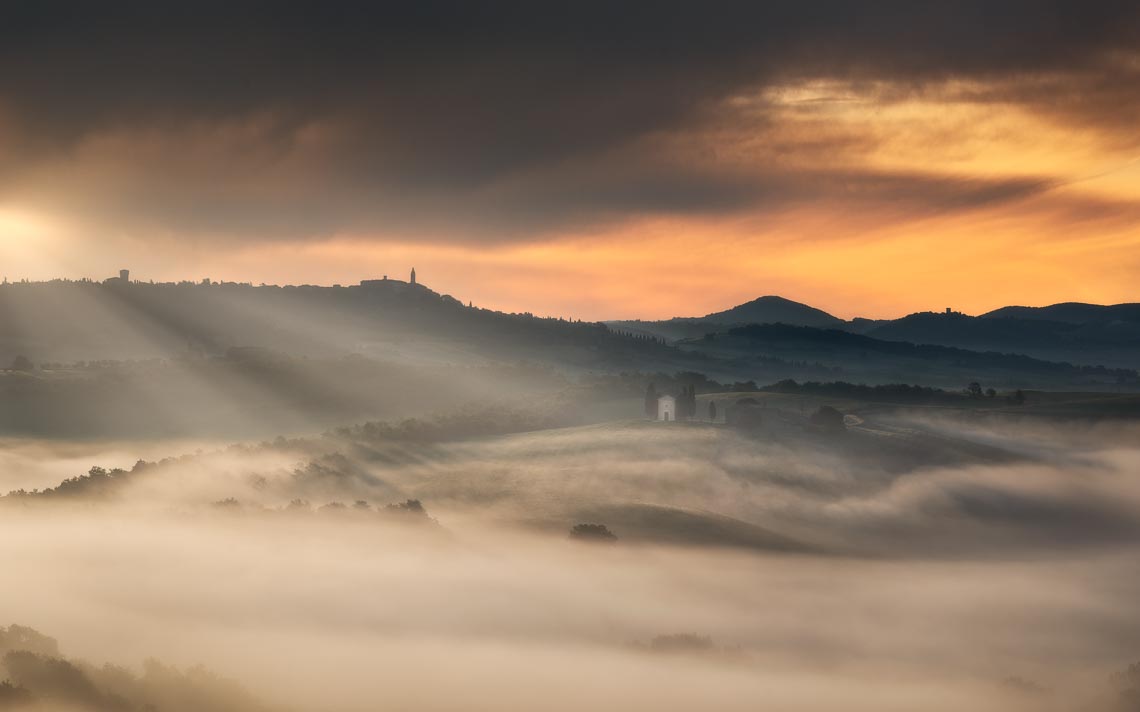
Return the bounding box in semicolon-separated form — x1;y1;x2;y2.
0;0;1138;240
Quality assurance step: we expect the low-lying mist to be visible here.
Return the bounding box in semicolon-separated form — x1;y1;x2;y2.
3;408;1140;711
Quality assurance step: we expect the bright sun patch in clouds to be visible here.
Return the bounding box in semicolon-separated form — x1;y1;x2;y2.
0;206;68;278
0;205;54;239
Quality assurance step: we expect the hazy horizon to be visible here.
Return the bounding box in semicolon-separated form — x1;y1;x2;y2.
2;270;1133;323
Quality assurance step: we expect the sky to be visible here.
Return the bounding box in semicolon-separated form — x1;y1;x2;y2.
1;1;1140;320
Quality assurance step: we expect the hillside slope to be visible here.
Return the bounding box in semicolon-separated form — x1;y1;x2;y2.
867;310;1140;367
695;295;845;328
0;279;708;376
675;323;1137;390
982;302;1140;323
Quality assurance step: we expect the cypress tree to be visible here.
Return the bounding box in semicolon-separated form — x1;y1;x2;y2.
644;383;658;417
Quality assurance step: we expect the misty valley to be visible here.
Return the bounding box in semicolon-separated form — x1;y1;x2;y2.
0;276;1139;711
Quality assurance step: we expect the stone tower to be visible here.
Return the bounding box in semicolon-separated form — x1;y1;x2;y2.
410;267;416;285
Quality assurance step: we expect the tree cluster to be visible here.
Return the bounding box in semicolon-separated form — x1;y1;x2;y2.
0;624;273;712
609;328;667;345
569;523;617;543
675;384;698;420
644;382;658;416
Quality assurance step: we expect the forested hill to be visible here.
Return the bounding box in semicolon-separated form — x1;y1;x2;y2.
673;323;1138;391
982;302;1140;323
691;295;844;328
0;278;688;372
862;309;1140;367
5;279;1138;392
611;296;1140;368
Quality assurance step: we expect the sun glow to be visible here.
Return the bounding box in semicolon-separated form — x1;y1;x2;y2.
3;74;1140;318
0;206;66;275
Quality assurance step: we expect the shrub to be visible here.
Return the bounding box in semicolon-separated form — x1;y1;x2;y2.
569;523;617;543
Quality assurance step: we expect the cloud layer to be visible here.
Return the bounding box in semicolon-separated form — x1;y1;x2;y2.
2;2;1140;316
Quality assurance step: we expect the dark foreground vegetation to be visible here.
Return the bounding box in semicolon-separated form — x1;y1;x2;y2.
0;625;274;712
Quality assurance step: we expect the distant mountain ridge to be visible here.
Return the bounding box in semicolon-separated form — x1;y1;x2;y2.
4;278;1139;394
686;295;845;328
694;297;1140;330
982;302;1140;324
611;296;1140;369
674;322;1138;390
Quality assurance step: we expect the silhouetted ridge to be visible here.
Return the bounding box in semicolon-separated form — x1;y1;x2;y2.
867;311;1071;347
0;278;682;370
691;295;844;328
982;302;1140;324
864;307;1140;367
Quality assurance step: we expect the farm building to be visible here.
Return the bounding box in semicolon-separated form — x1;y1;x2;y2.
657;395;676;421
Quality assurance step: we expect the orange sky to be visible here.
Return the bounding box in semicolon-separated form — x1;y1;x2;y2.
3;74;1140;321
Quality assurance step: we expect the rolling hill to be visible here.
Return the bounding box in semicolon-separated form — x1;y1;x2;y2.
613;295;1140;369
864;309;1140;367
606;296;846;344
0;277;705;376
5;279;1139;407
673;323;1137;390
982;301;1140;323
693;295;845;328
